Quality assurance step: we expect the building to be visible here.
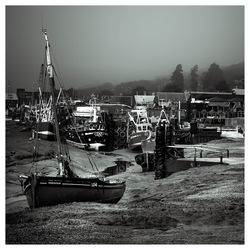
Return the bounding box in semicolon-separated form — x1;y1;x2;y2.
133;95;155;109
187;90;244;120
6;92;18;108
156;92;190;108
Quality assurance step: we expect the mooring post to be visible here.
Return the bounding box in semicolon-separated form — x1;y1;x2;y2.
220;155;223;164
194;148;197;167
145;152;149;171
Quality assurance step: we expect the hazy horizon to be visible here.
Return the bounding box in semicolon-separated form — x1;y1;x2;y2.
6;6;244;92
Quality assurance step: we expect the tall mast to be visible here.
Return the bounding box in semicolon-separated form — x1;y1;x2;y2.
43;29;64;176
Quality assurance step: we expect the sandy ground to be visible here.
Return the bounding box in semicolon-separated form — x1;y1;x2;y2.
5;120;244;244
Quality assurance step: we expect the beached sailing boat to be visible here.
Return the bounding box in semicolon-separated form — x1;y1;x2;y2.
19;29;126;208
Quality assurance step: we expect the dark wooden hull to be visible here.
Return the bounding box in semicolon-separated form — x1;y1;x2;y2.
66;127;108;146
22;174;126;208
34;121;55;141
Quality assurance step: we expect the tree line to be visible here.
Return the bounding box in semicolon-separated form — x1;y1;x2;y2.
163;63;235;93
73;62;244;98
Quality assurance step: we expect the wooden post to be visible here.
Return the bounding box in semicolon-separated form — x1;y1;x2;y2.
220;155;223;164
194;148;197;167
145;152;149;171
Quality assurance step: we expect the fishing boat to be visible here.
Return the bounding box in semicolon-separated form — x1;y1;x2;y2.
34;91;56;140
66;95;108;150
31;62;56;141
19;29;126;208
127;109;153;150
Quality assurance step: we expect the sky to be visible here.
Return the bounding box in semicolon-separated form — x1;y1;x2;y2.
6;5;244;91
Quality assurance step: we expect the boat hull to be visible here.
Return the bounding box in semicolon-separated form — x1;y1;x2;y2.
22;174;126;208
66;127;108;148
34;121;55;141
128;131;151;150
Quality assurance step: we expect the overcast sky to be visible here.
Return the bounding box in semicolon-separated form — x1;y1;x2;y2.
6;5;244;91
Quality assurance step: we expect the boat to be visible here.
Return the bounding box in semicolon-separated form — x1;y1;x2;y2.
220;126;244;139
127;109;153;150
19;29;126;208
34;91;56;140
32;62;56;140
66;95;108;150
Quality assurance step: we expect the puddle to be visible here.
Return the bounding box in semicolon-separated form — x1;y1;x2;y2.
102;160;129;176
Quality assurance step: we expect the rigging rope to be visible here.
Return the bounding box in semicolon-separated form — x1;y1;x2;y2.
29;94;43;174
34;46;100;174
52;70;100;173
53;68;90;149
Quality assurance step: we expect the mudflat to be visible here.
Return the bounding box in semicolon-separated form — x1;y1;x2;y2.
6;120;244;244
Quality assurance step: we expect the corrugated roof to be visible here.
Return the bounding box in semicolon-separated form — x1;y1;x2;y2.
109;96;133;106
156;92;190;102
228;97;243;102
207;96;226;102
209;102;230;107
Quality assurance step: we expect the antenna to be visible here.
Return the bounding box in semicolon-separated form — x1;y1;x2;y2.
40;12;45;34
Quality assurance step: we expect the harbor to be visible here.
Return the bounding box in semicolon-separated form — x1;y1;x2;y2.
5;36;245;243
5;34;245;243
5;5;245;245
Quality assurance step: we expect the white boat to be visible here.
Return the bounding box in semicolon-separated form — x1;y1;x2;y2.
127;109;153;150
220;126;244;139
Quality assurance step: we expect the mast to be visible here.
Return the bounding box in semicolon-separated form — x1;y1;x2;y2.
178;101;181;124
43;29;65;176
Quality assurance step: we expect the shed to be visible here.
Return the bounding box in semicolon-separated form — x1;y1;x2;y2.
6;93;18;101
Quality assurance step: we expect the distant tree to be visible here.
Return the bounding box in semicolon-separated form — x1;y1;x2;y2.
214;80;230;92
162;82;174;92
163;64;184;92
190;65;199;91
202;63;228;91
131;86;147;95
171;64;184;91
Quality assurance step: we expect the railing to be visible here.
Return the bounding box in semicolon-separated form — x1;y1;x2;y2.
193;110;244;119
168;144;231;165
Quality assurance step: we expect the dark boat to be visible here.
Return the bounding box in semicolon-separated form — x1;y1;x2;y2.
66;98;108;150
35;121;55;140
19;174;125;208
19;29;126;208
